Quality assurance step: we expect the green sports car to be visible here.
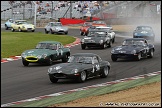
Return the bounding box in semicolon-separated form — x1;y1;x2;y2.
21;41;70;66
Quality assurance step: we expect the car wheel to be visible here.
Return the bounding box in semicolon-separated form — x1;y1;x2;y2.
111;54;117;61
101;43;106;49
50;29;54;34
5;24;8;30
78;71;87;83
148;49;154;58
136;52;141;61
47;57;53;65
65;32;68;35
18;27;22;32
80;31;84;36
45;29;48;34
100;66;109;78
11;28;15;32
81;44;86;49
22;60;29;66
32;30;35;32
108;41;112;48
112;37;115;43
49;75;58;83
62;53;69;62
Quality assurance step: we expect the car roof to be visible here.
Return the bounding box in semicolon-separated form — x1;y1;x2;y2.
15;20;27;22
89;29;107;32
125;38;146;41
71;53;98;57
38;41;61;44
136;26;152;28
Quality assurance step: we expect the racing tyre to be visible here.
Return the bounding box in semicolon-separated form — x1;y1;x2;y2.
148;49;154;58
22;60;29;66
80;31;84;36
50;29;54;34
100;66;109;78
108;41;112;48
18;27;22;32
62;53;69;62
32;30;35;32
81;44;86;49
77;71;87;83
5;25;8;30
49;75;58;83
101;43;107;49
111;54;117;61
11;28;15;32
45;29;49;34
112;37;115;43
136;52;141;61
65;32;68;35
47;57;53;65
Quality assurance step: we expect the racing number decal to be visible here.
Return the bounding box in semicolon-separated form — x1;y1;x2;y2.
56;50;59;56
92;64;100;73
96;64;100;71
60;50;63;55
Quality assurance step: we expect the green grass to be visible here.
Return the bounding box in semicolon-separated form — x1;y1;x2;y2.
1;31;76;58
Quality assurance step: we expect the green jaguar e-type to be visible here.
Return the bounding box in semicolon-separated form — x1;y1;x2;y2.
21;41;70;66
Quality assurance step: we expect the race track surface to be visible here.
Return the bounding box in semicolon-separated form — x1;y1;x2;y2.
1;28;161;104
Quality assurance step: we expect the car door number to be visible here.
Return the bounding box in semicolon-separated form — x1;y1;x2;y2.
92;64;100;73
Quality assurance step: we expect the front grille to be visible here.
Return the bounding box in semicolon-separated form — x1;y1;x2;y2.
54;73;66;78
26;56;38;61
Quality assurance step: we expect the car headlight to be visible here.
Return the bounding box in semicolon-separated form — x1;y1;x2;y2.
21;53;26;58
72;69;78;73
37;55;42;59
22;26;25;28
42;54;47;59
131;50;136;54
48;67;53;73
111;49;115;53
134;33;138;35
99;40;103;44
81;39;85;43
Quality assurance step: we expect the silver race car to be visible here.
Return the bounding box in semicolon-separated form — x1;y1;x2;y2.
44;22;68;35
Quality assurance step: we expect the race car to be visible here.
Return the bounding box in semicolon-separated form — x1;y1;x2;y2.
11;20;35;32
111;38;155;61
4;19;14;30
21;41;70;66
81;29;112;49
44;22;68;34
95;26;115;43
47;53;111;83
80;22;92;36
133;26;155;42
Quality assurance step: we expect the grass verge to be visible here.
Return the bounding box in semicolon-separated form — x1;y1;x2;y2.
1;31;76;58
9;74;161;107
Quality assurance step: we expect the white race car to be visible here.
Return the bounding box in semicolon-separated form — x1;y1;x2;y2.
95;26;115;43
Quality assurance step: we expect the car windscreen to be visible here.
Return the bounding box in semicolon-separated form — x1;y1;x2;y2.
122;40;145;46
68;56;92;64
137;27;152;31
35;43;57;49
87;31;106;37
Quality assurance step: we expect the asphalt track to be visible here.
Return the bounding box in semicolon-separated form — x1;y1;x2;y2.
1;28;161;105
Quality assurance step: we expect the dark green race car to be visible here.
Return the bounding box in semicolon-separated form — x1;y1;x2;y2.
21;41;70;66
48;53;111;83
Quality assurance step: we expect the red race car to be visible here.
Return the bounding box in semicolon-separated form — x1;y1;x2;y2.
92;20;107;27
80;22;92;36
